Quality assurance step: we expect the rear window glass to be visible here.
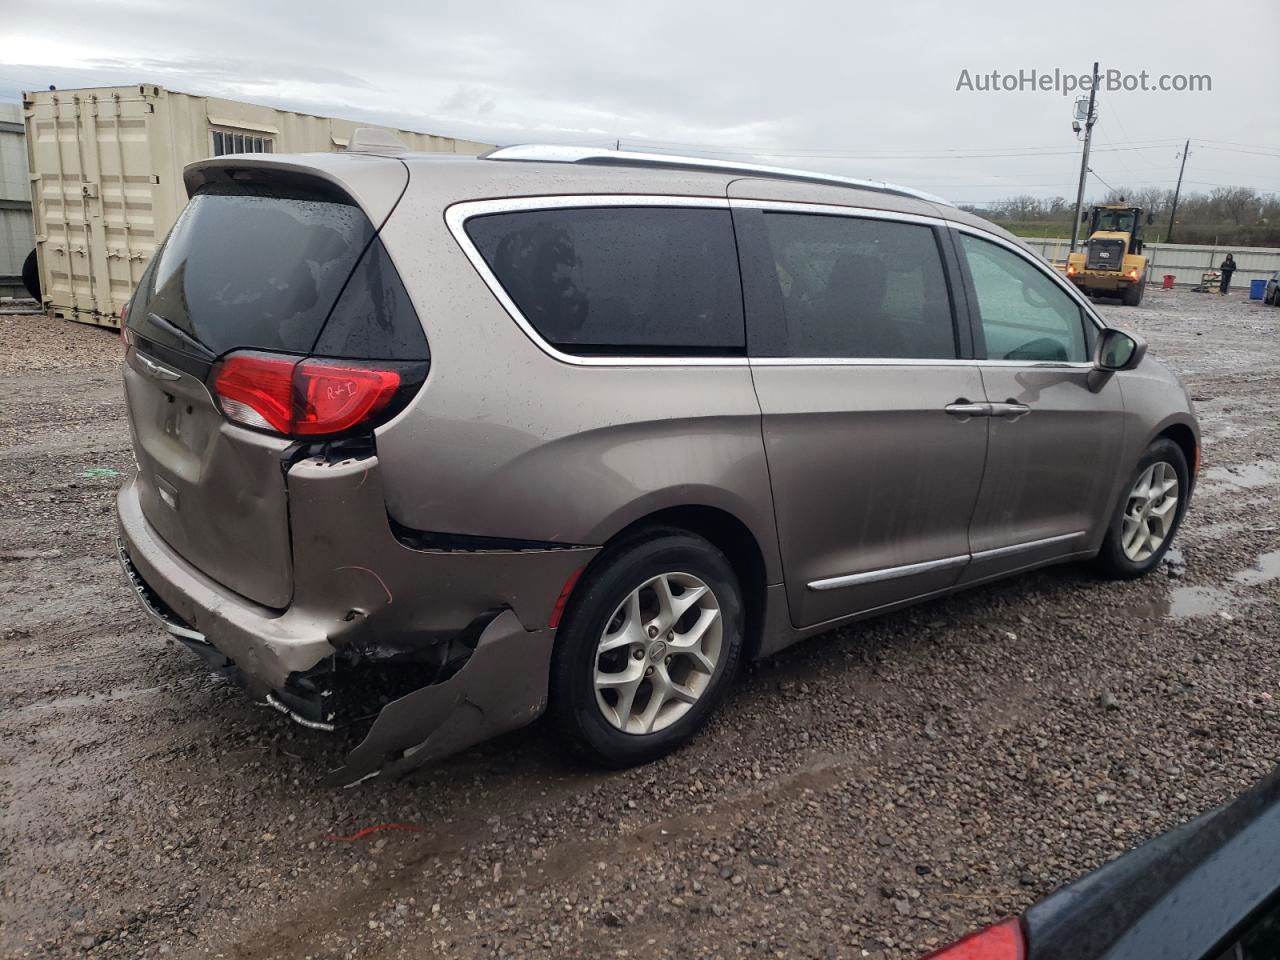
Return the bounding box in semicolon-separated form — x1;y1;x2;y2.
465;206;744;356
130;182;426;361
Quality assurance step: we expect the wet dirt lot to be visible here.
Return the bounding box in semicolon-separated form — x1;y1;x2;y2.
1;288;1278;959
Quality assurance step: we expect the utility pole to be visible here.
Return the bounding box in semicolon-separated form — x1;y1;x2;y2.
1070;62;1100;254
1166;139;1190;243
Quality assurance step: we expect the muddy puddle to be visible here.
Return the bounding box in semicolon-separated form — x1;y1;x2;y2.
1125;549;1280;619
1233;549;1280;586
19;684;161;713
1123;585;1236;620
1199;460;1280;490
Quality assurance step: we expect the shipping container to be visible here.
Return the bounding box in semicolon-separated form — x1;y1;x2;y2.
0;103;34;299
23;84;493;328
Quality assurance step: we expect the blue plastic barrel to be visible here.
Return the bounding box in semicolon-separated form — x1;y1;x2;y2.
1250;278;1267;300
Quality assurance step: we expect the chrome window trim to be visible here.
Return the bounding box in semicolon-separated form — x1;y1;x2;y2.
950;223;1108;333
749;357;1093;369
733;198;1107;346
445;195;748;368
807;530;1088;591
446;195;1104;369
729;197;950;228
808;554;969;592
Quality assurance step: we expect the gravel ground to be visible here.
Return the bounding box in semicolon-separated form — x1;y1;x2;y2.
1;288;1278;960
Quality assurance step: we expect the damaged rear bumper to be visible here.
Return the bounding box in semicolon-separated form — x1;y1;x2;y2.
115;458;597;783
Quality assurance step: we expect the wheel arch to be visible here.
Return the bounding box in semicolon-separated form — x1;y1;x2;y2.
583;504;771;663
1155;419;1200;481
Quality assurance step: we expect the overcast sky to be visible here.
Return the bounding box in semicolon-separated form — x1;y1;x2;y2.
3;0;1277;204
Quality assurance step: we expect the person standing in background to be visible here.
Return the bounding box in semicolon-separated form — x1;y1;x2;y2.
1220;253;1237;295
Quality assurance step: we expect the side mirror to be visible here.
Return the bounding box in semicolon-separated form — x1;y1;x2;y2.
1096;328;1146;371
1081;211;1089;222
1146;213;1154;225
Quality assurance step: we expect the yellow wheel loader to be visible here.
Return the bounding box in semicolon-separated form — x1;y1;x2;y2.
1065;203;1152;306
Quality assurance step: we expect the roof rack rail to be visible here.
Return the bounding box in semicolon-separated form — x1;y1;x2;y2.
482;144;952;207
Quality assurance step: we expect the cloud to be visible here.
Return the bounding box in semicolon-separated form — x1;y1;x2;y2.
1;0;1276;203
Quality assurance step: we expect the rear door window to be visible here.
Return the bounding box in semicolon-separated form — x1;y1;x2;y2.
464;206;744;356
959;233;1089;363
757;212;958;359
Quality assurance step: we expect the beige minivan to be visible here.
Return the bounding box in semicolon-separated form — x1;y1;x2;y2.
116;142;1198;783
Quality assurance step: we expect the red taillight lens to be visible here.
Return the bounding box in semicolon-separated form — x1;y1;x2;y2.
214;352;299;435
294;360;400;437
213;352;403;439
921;919;1025;960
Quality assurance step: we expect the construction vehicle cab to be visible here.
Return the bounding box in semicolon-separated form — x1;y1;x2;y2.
1065;203;1152;306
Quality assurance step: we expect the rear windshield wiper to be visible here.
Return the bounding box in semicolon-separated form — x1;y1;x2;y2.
144;312;217;362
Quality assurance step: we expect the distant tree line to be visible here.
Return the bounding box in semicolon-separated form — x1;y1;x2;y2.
962;187;1280;246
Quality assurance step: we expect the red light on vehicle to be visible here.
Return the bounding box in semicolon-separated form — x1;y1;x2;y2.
294;360;400;437
214;352;299;435
1066;265;1077;276
213;352;402;439
920;919;1026;960
548;567;585;628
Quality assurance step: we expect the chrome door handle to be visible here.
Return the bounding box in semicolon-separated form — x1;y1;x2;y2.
944;401;990;418
989;402;1032;419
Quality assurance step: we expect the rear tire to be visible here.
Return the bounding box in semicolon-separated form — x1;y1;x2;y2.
549;529;743;767
1121;278;1145;306
21;249;40;302
1095;438;1189;579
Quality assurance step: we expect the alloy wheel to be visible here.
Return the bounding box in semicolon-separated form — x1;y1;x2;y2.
593;572;722;734
1121;461;1180;562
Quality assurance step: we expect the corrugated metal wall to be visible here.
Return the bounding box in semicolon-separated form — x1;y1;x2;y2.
0;102;34;298
1021;236;1280;289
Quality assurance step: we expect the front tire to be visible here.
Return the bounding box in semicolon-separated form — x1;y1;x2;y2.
549;529;744;767
1095;438;1189;579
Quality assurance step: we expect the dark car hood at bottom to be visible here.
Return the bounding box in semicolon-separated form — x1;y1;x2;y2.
1024;767;1280;960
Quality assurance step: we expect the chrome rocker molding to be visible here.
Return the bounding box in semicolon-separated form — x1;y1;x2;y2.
807;531;1088;592
808;554;968;591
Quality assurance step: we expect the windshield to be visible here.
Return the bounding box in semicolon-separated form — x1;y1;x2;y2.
1095;210;1137;233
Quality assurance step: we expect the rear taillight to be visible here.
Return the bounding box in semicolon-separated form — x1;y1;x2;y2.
212;351;407;439
921;919;1025;960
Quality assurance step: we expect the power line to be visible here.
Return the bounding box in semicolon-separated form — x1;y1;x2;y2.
1088;168;1120;194
1193;138;1280;153
615;138;1186;161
